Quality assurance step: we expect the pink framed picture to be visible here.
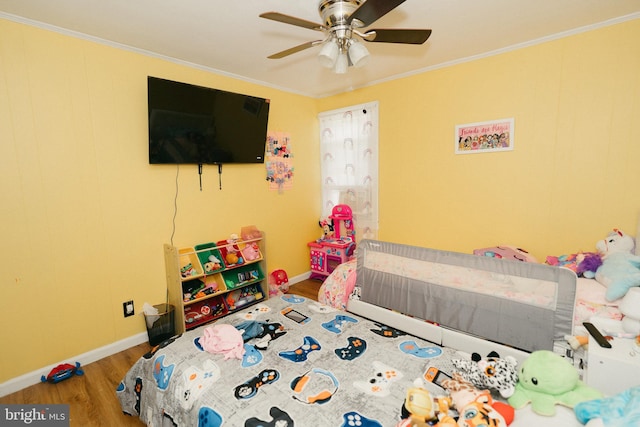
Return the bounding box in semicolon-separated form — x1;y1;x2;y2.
455;118;514;154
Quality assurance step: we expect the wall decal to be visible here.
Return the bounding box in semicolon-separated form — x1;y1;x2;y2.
266;132;294;192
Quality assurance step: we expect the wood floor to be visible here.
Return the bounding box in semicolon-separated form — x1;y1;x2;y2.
288;277;322;300
0;278;322;426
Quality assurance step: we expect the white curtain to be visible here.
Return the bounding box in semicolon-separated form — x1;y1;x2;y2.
318;102;379;241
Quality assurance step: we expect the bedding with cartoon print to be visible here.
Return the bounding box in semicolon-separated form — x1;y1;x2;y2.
117;294;460;426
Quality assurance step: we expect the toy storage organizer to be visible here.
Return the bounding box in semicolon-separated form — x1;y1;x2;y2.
164;230;267;333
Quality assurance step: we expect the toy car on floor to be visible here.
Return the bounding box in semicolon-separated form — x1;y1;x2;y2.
41;362;84;383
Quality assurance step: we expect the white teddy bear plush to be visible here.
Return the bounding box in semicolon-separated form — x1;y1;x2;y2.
594;229;640;301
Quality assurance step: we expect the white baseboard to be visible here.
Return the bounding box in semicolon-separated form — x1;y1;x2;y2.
288;270;312;285
0;332;148;398
0;271;314;397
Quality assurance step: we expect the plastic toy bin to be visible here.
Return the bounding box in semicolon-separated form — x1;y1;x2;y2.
144;303;175;346
178;247;204;280
223;264;264;290
184;297;228;330
194;242;225;275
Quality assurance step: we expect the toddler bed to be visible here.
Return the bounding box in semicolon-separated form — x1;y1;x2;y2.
118;239;603;426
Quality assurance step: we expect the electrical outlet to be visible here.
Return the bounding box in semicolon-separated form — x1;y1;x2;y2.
123;300;135;317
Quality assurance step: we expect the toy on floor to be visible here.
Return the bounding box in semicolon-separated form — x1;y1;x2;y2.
41;361;84;383
507;350;602;416
268;269;289;297
451;351;518;398
593;228;640;301
574;385;640;426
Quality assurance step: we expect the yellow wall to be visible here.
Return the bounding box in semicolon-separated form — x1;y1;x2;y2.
319;18;640;260
2;16;639;384
0;19;321;382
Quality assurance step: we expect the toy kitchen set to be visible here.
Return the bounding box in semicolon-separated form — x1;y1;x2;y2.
308;204;356;280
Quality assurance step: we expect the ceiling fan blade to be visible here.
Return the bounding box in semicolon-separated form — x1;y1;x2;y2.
267;40;323;59
363;28;432;44
348;0;407;27
260;12;326;31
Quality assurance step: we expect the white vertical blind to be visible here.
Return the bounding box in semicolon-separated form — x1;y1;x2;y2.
318;102;379;241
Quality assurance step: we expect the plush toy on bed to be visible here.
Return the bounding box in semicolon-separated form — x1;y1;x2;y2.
545;252;603;278
593;228;640;301
441;372;515;426
574;385;640;426
397;378;514;427
397;378;457;427
507;350;602;416
451;351;518;398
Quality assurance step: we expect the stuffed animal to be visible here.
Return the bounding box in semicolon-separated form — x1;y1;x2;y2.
594;229;640;301
452;351;518;398
574;385;640;426
441;373;515;425
508;350;602;416
397;379;456;427
577;252;604;279
203;254;222;273
455;394;511;427
319;218;335;240
546;252;603;278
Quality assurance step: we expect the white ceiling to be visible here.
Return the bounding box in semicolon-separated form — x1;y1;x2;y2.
1;0;639;98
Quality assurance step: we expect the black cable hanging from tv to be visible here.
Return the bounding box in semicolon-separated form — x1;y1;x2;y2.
198;163;203;191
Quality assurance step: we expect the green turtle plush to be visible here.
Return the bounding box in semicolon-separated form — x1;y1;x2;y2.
507;350;602;416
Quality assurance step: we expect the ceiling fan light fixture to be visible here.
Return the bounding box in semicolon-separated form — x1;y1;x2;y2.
348;40;369;67
261;0;432;72
334;51;349;74
318;40;339;68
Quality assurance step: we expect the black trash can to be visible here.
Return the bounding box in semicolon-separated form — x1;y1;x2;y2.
144;303;175;346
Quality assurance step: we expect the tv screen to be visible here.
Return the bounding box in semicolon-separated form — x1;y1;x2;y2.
147;76;270;164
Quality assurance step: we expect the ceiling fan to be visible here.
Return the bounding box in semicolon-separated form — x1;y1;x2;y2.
260;0;432;73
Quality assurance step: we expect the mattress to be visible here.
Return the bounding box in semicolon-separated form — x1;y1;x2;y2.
574;277;623;335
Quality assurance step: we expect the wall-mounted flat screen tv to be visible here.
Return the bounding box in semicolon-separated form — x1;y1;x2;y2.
148;76;270;164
